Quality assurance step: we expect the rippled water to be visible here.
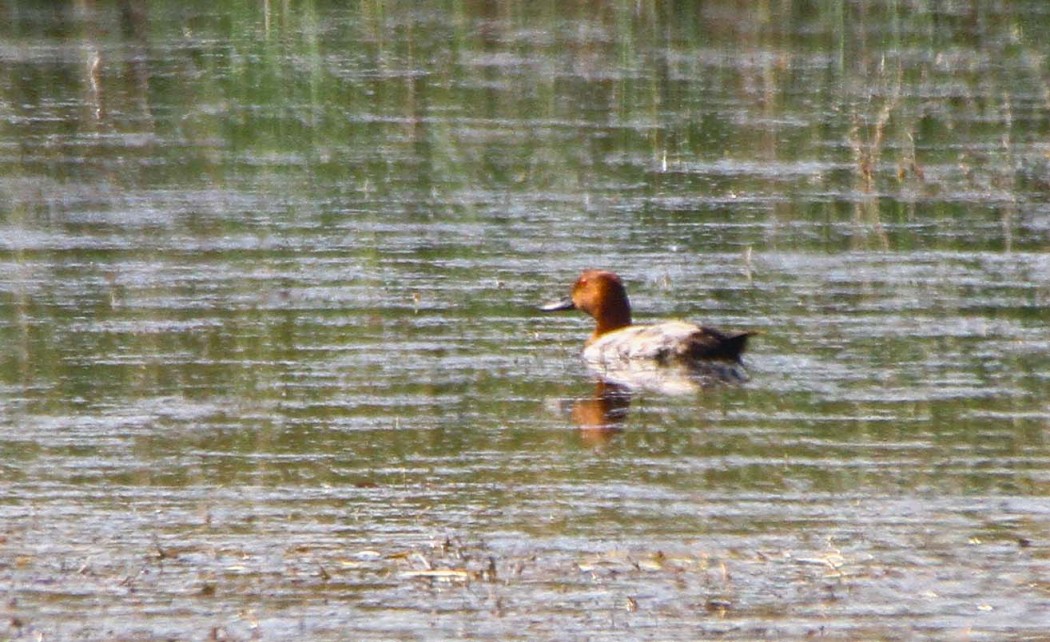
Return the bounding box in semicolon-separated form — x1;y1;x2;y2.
1;2;1049;640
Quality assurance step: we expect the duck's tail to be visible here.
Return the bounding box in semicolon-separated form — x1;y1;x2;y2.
690;328;759;363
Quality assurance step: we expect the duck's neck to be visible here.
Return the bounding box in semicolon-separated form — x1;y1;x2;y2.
591;304;632;339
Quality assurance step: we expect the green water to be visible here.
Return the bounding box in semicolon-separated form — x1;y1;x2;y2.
1;2;1048;639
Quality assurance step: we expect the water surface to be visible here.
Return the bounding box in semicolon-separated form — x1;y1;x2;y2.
1;2;1048;639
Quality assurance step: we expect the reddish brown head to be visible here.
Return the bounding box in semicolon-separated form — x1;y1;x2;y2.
540;270;633;342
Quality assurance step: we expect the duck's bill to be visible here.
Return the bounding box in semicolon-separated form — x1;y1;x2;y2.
538;297;575;312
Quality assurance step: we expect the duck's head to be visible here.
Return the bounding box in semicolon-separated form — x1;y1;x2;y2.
540;270;633;340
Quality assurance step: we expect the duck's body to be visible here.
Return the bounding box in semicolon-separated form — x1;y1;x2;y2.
583;321;751;364
541;270;755;387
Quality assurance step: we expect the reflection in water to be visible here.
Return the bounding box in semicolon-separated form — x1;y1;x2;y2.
569;359;749;445
571;380;631;446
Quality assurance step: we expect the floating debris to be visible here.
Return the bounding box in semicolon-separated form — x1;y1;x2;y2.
399;568;473;582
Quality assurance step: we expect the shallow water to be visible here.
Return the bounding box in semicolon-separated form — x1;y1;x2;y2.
1;2;1049;640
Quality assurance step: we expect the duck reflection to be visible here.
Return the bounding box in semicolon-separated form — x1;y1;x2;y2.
568;362;748;445
571;380;632;446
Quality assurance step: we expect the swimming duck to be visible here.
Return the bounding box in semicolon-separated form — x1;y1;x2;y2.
541;270;755;384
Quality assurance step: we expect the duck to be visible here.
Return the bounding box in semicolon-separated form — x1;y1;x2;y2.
540;270;755;385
